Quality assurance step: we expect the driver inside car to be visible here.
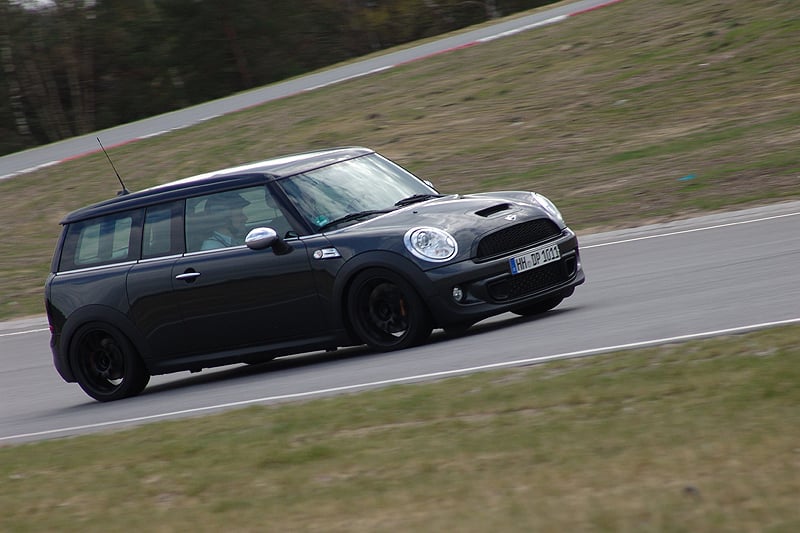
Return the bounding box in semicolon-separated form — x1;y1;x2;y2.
201;192;250;250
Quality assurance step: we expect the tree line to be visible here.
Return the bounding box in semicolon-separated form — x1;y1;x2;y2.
0;0;556;156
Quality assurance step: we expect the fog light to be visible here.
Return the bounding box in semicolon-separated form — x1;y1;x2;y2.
452;286;464;302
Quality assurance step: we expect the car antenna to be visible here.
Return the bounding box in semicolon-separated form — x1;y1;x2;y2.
97;137;130;196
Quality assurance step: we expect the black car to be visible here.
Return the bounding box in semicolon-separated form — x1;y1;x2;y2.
46;147;585;401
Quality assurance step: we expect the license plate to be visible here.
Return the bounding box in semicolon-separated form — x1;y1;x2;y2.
509;243;561;275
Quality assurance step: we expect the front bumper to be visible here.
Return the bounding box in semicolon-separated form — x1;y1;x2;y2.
422;229;584;326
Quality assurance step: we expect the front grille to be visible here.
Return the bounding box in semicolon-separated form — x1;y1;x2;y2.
487;256;576;302
476;219;560;259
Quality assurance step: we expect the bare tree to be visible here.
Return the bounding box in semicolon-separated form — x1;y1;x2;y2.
57;0;96;134
424;0;501;19
1;0;96;143
0;2;33;139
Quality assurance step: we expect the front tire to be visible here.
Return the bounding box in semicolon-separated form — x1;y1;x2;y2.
69;322;150;402
347;268;432;351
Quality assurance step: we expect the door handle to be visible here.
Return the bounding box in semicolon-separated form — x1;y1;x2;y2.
175;271;201;281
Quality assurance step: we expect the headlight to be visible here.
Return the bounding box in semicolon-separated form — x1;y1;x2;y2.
404;227;458;262
531;193;564;223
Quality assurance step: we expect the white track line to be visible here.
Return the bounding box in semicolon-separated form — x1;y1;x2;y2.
2;317;799;443
0;328;48;338
0;161;59;181
476;15;567;42
583;211;800;249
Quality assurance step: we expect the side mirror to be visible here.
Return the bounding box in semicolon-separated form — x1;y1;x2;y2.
245;227;292;255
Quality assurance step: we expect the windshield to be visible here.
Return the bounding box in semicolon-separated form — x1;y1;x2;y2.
277;153;437;230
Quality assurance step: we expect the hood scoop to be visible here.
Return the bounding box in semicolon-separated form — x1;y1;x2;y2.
475;202;513;218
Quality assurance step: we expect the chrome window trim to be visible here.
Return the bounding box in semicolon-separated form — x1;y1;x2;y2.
137;253;184;264
55;260;138;275
182;244;248;257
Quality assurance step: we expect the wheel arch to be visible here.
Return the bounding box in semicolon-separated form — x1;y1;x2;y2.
331;251;435;340
59;305;153;380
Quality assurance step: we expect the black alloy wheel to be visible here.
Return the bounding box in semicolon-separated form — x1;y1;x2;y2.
69;322;150;402
347;268;432;351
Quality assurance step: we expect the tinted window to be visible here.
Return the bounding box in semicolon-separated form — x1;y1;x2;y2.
59;210;142;271
185;186;292;252
142;201;184;259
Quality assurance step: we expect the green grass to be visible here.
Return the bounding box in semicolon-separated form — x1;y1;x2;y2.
2;325;799;531
1;0;799;320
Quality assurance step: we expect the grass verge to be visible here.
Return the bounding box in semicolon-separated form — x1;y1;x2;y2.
2;325;799;531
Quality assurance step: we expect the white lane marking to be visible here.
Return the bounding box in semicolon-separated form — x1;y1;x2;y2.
0;328;49;338
2;317;799;443
476;15;567;42
0;161;60;181
304;66;393;92
137;124;192;140
138;130;170;139
583;211;800;249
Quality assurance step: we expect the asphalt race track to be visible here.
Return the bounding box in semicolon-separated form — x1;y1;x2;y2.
2;201;799;444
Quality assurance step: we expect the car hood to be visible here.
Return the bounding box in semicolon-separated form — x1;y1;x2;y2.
324;191;566;264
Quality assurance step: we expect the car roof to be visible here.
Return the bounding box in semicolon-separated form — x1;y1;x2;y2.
61;146;374;224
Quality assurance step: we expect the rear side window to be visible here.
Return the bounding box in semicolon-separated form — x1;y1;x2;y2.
59;210;142;271
142;201;184;259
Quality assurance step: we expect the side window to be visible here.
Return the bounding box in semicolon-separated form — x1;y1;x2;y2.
59;210;142;271
185;185;292;252
142;201;184;259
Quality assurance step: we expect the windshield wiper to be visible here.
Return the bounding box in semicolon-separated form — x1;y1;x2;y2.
394;193;443;207
317;209;391;231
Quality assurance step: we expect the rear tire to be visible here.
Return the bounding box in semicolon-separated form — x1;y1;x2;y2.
347;268;432;351
69;322;150;402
